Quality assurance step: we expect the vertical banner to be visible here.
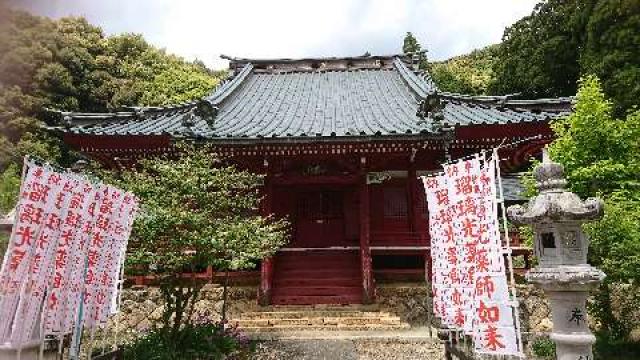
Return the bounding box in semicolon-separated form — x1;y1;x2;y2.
44;176;95;334
423;175;450;323
423;153;523;357
472;154;522;356
443;158;481;333
11;169;68;344
0;164;52;342
0;158;138;347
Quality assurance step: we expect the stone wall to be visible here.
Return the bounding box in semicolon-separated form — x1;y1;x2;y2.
108;283;553;337
103;284;258;345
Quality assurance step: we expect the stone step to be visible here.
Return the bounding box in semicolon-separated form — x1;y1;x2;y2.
235;316;403;328
239;310;393;319
240;323;411;332
251;304;382;312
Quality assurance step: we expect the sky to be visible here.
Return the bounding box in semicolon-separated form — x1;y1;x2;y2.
10;0;539;70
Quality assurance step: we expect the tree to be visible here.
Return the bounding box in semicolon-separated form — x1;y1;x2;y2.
429;45;499;95
490;0;639;115
402;32;429;71
490;0;589;98
580;0;640;115
0;7;224;215
543;76;640;340
108;144;289;340
402;32;420;54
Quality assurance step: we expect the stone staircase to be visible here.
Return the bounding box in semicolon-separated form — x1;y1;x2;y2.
232;305;410;335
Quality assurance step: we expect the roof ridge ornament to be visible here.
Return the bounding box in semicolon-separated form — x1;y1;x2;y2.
194;100;218;127
417;91;446;132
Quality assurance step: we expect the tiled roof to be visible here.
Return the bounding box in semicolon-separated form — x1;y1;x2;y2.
46;55;572;142
501;173;526;201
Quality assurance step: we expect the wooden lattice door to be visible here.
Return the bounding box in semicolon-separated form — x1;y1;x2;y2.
294;189;346;247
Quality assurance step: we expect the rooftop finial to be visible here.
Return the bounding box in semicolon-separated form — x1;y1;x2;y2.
542;146;551;164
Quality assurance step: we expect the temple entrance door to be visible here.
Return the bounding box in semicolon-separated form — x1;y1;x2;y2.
271;186;363;305
294;189;347;248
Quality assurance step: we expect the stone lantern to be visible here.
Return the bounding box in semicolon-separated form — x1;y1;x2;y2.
507;149;605;360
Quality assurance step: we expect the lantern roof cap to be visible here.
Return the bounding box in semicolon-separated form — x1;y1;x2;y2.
507;150;604;224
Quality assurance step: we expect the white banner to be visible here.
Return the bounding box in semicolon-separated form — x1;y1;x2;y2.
423;153;523;357
0;159;138;346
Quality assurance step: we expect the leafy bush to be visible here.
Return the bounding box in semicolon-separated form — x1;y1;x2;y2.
124;313;253;360
531;336;555;359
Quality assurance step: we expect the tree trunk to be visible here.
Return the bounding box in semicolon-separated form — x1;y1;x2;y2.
221;270;230;322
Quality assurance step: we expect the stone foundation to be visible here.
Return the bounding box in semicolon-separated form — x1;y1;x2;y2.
107;282;555;339
87;277;640;360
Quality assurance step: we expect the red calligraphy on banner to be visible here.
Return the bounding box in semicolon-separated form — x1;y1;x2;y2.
424;154;522;356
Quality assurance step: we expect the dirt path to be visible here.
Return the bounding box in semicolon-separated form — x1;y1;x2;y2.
253;339;444;360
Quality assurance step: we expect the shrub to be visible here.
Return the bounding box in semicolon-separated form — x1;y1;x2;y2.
531;336;555;359
124;311;253;360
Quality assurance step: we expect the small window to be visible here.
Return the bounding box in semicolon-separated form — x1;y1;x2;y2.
383;187;408;218
541;232;556;248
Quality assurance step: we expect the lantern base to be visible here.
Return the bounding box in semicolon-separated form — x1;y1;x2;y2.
526;265;605;291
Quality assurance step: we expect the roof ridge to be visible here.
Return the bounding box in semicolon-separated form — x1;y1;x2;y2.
392;57;434;98
221;54;405;64
205;63;254;105
436;92;574;112
43;65;258;128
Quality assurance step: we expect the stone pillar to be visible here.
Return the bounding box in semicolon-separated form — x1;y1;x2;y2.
508;150;605;360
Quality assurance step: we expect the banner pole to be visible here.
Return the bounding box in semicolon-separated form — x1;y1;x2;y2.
69;255;89;360
493;149;524;357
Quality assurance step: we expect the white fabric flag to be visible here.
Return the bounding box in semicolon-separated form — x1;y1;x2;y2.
423;154;523;357
471;155;521;356
11;170;69;344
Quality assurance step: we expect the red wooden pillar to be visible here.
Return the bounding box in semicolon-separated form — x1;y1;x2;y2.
408;168;423;235
359;158;375;303
409;168;429;281
258;257;274;306
258;165;274;306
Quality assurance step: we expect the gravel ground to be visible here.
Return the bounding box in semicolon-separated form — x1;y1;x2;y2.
253;339;444;360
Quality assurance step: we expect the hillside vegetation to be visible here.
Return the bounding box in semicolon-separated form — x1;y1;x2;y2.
0;7;224;212
426;0;639;116
429;44;499;96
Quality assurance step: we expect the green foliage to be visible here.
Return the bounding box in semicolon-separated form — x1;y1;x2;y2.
533;76;640;340
0;7;223;211
531;336;556;358
123;319;253;360
401;32;429;71
491;0;587;98
107;144;288;337
594;328;640;360
0;164;21;214
548;76;640;199
402;32;421;54
490;0;639;114
580;0;640;115
430;45;499;95
113;144;289;275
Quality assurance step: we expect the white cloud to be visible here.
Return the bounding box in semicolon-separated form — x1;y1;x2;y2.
12;0;539;69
